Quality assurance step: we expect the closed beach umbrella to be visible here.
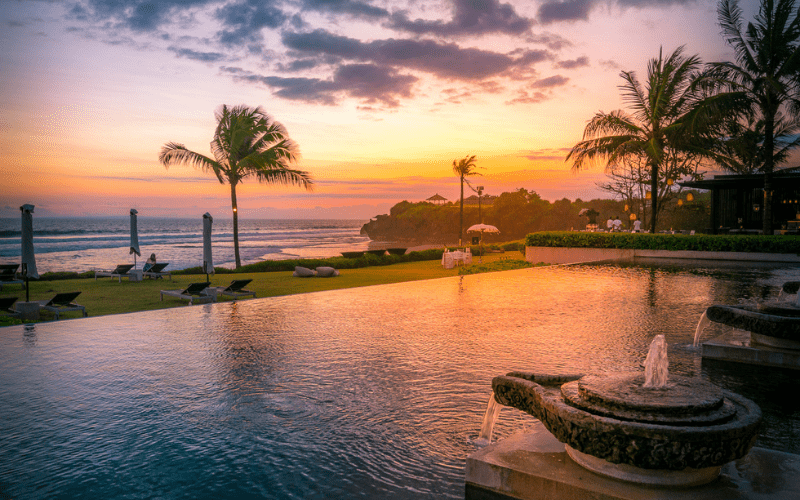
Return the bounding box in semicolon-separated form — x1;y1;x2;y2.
20;204;38;302
129;209;141;265
203;212;214;277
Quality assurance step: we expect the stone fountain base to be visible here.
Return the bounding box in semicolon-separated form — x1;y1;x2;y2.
701;329;800;370
466;421;800;500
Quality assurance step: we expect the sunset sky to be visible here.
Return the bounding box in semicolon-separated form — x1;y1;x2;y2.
1;0;761;219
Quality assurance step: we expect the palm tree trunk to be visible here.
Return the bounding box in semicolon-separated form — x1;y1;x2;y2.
459;176;464;245
763;113;775;235
231;183;241;269
650;161;658;233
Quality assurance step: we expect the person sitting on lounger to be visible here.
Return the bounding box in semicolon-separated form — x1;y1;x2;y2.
143;253;156;273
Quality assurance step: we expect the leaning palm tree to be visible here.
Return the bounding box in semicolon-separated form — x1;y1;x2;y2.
452;155;482;244
567;46;706;233
160;105;313;268
705;0;800;234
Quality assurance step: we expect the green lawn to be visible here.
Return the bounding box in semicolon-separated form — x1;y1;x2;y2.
0;255;534;324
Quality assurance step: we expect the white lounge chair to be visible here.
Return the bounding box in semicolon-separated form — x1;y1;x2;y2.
95;264;135;283
37;292;87;320
212;279;256;300
143;262;172;280
160;282;215;305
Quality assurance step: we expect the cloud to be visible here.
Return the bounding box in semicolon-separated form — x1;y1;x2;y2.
168;46;226;62
555;56;589;69
67;0;217;32
531;74;569;88
537;0;594;23
520;148;572;161
282;29;551;81
388;0;533;37
300;0;389;18
214;0;287;47
221;64;417;106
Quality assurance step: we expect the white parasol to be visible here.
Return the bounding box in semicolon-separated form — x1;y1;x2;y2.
20;204;38;301
202;212;214;280
130;208;141;266
467;223;500;234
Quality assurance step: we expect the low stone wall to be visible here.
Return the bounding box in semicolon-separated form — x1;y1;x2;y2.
525;246;800;264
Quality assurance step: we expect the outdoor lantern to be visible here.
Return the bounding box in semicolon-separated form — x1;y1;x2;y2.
629;213;637;220
645;191;652;200
753;203;760;212
624;204;629;212
667;178;674;186
678;199;684;206
686;193;694;202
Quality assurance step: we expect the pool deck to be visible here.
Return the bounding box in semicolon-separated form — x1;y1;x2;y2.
702;330;800;370
466;421;800;500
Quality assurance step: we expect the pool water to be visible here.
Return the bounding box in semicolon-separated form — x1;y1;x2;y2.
2;260;800;499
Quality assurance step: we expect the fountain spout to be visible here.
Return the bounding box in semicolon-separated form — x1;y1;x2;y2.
643;334;668;388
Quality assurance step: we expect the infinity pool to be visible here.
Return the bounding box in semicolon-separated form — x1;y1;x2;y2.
2;260;800;499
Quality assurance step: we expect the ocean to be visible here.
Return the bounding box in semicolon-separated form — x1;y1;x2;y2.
0;217;371;274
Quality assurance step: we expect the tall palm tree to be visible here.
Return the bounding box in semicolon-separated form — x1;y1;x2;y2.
160;105;313;268
452;155;482;244
567;46;706;233
706;0;800;234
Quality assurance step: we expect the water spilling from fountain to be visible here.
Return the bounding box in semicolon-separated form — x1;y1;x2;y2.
475;394;502;446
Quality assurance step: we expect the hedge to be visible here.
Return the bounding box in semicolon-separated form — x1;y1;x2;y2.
525;231;800;254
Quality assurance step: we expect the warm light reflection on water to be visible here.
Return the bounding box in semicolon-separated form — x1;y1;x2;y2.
2;260;800;499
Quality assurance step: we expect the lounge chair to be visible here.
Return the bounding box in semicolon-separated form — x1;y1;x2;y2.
37;292;87;320
144;262;172;280
0;296;19;317
160;282;215;305
213;279;256;300
95;264;135;283
0;264;24;290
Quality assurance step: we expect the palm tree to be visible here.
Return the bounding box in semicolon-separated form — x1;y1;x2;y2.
567;46;706;233
160;105;313;268
452;155;482;244
706;0;800;234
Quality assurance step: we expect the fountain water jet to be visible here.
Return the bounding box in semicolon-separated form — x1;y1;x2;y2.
643;334;668;387
490;336;761;486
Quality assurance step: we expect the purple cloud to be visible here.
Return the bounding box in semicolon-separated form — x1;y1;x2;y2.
389;0;533;37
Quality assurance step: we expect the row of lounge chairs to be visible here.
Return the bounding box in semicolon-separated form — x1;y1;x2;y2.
95;263;172;282
160;279;256;305
1;279;258;322
1;292;87;320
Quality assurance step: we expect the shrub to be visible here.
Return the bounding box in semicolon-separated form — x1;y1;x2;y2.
524;231;800;253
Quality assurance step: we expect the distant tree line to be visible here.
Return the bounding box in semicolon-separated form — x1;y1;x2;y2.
360;188;710;244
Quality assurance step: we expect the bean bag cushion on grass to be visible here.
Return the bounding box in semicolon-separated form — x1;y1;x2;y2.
315;266;340;277
293;266;316;277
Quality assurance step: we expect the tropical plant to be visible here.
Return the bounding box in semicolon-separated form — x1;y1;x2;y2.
567;46;708;233
706;0;800;233
452;155;483;243
160;105;313;268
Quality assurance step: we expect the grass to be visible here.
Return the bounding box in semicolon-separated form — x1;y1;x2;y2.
0;255;536;325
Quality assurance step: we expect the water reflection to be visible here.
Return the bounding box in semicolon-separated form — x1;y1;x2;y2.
1;261;800;499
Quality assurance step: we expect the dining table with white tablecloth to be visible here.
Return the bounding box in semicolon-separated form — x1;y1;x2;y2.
441;248;471;268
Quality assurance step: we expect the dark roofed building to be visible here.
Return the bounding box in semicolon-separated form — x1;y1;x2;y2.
681;169;800;234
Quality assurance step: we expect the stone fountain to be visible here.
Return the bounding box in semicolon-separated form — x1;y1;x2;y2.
489;335;762;487
694;281;800;365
